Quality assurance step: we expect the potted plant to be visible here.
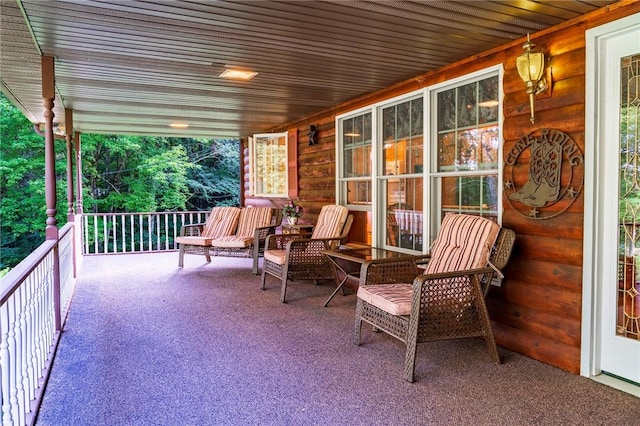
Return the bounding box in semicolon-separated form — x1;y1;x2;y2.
283;199;303;225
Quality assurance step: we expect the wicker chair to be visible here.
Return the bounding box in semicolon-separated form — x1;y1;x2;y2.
261;204;354;303
176;206;241;268
354;213;516;382
210;207;283;274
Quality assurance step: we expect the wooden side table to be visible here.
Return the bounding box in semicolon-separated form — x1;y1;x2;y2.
281;224;314;236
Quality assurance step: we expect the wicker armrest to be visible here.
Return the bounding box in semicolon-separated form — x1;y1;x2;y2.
254;224;277;242
412;266;496;293
359;257;425;287
180;223;206;237
287;236;344;253
265;233;304;250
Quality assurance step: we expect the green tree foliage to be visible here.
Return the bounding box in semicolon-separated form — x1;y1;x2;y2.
1;93;240;269
1;94;68;268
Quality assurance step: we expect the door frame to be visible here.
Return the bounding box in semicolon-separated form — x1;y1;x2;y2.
582;12;640;396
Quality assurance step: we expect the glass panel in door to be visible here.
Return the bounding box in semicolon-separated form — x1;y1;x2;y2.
617;53;640;342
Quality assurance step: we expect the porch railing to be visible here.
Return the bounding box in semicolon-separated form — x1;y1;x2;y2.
0;222;75;426
82;211;209;255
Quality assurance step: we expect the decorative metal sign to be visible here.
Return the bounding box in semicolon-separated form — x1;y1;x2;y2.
505;128;583;219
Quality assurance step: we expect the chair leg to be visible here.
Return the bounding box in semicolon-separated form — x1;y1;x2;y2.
403;336;418;383
354;300;364;345
204;249;211;263
280;275;289;303
252;255;259;275
260;268;268;290
178;244;186;268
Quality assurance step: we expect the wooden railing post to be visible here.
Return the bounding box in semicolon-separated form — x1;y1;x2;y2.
65;108;75;222
74;132;83;214
42;55;62;332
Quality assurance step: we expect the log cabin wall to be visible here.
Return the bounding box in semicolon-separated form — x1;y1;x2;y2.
242;1;640;374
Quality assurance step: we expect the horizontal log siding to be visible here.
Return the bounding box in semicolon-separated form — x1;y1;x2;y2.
241;2;640;373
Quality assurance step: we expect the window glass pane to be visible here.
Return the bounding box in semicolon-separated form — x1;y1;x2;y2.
397;102;410;139
384;177;424;251
478;77;499;124
407;137;423;174
346;180;371;205
438;89;456;131
457;82;477;128
252;133;287;196
382;98;423;178
411;98;423;136
440;175;498;220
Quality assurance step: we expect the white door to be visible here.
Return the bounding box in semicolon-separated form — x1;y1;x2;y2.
584;13;640;389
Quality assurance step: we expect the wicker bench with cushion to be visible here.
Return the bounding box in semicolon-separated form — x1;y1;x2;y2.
177;206;280;273
354;213;515;382
210;207;282;274
176;206;241;268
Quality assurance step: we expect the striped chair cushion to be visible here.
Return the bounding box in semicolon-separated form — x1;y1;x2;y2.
357;283;413;316
425;214;499;274
202;206;241;238
235;207;273;237
311;205;349;239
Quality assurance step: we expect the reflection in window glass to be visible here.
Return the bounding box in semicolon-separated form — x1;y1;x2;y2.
385;177;424;251
433;74;500;222
252;132;288;197
380;97;424;252
440;175;498;221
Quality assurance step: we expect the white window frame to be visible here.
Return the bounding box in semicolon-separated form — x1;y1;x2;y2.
335;65;503;253
335;106;375;211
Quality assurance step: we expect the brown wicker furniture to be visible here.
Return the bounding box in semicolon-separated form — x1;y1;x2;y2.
176;206;241;268
210;207;282;274
354;214;516;382
177;206;281;274
260;204;353;303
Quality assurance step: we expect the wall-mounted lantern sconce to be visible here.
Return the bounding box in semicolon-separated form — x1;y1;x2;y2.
309;124;318;145
516;34;548;124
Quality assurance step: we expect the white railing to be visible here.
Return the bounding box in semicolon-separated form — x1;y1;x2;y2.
82;211;209;255
0;223;75;426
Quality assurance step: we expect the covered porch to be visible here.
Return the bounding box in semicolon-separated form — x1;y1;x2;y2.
2;1;640;424
35;252;639;425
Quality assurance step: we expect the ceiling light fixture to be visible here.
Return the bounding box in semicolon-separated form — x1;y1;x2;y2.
170;123;189;129
220;69;258;80
344;132;361;137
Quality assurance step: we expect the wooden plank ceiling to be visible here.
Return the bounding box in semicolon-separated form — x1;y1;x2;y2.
0;0;619;139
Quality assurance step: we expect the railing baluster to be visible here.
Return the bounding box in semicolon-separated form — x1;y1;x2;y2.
1;299;14;426
164;214;169;251
155;214;160;251
111;215;117;254
121;215;126;253
130;214;135;253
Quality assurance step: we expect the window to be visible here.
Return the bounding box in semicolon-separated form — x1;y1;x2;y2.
336;66;502;253
251;132;288;197
379;97;424;251
338;111;372;207
430;73;501;233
